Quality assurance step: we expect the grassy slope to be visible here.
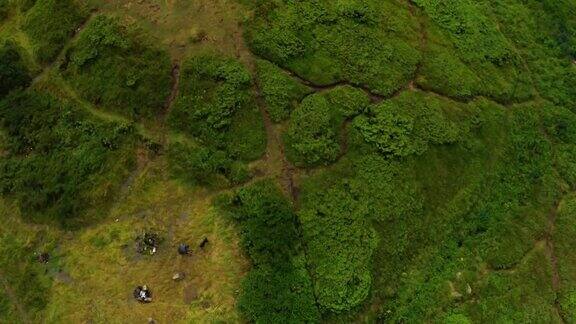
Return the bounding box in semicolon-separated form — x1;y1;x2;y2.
0;1;252;323
1;0;576;323
44;160;247;323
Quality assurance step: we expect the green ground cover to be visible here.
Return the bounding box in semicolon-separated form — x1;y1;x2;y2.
0;0;575;322
23;0;86;63
62;15;172;119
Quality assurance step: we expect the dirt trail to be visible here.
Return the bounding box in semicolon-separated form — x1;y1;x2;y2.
546;202;565;323
249;56;319;307
119;62;179;199
252;80;298;201
338;121;351;160
285;72;388;104
163;65;181;118
32;10;98;85
407;0;428;83
160;63;181;142
547;206;561;291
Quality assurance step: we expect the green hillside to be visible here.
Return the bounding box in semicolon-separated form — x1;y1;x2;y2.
1;0;575;323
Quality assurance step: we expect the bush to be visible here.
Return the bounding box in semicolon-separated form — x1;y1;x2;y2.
0;0;8;20
284;94;341;166
246;0;421;95
167;141;250;187
299;182;378;313
170;54;250;134
63;15;172;119
169;54;265;161
228;162;251;185
324;85;370;117
0;41;31;98
353;91;461;158
554;195;576;321
284;86;371;167
297;153;423;315
223;97;267;162
417;34;480;100
23;0;86;63
255;59;312;122
0;90;136;226
414;0;535;103
485;0;576;108
217;181;320;322
0;228;52;322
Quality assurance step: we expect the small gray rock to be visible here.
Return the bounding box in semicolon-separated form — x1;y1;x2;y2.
172;272;185;281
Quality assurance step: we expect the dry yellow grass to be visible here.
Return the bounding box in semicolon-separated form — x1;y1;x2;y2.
91;0;252;63
44;159;248;323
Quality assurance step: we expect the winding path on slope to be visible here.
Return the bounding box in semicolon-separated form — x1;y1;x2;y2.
31;10;99;85
547;200;566;323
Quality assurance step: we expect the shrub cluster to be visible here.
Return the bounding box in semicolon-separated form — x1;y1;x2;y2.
293;88;572;321
246;0;421;95
23;0;86;63
0;90;136;227
166;54;265;186
353;91;461;158
542;104;576;189
217;181;320;322
284;94;341;167
63;15;172;119
414;0;536;103
167;141;249;187
358;100;561;322
299;179;378;313
284;86;369;167
169;54;265;160
0;0;8;21
469;0;576;108
255;59;312;122
0;41;31;98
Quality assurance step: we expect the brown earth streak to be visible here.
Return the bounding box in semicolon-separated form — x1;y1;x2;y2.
546;202;565;323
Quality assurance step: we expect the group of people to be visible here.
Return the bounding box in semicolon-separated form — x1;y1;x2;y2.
133;236;209;303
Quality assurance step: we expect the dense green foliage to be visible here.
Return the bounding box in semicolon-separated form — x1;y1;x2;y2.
166;55;265;186
255;59;312;122
354;92;462;157
294;95;571;321
63;15;172;119
167;141;249;187
23;0;86;63
284;94;341;167
242;1;576;318
246;0;421;95
299;173;378;313
1;0;576;322
0;0;8;21
0;41;31;98
169;54;265;157
414;0;536;103
284;86;369;167
486;0;576;108
0;90;135;227
0;218;54;323
217;181;320;323
556;196;576;321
